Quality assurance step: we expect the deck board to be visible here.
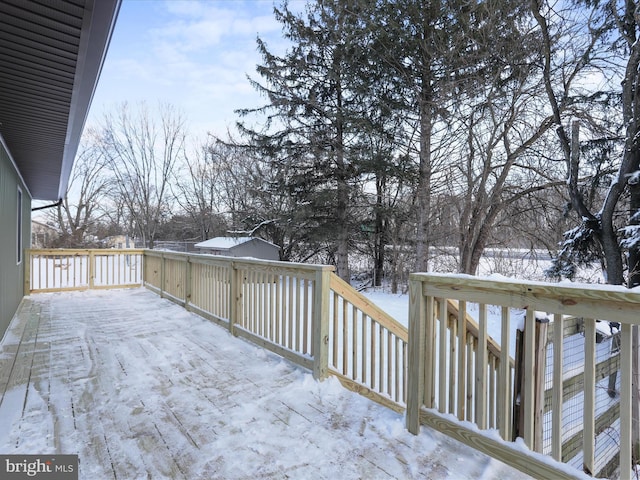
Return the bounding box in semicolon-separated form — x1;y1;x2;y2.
0;288;528;479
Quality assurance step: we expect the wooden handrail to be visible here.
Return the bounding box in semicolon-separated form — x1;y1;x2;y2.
329;273;408;340
27;248;145;255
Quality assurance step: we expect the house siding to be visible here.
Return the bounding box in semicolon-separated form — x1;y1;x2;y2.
232;240;280;261
0;139;31;341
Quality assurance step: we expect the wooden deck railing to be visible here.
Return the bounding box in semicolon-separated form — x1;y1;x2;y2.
440;298;512;433
27;249;633;478
407;273;640;480
541;318;621;477
327;274;409;412
142;250;411;404
24;249;509;415
143;250;334;378
25;249;144;293
142;251;518;425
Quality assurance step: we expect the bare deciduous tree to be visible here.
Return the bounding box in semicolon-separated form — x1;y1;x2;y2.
533;0;638;287
46;131;111;247
173;140;229;241
99;102;186;249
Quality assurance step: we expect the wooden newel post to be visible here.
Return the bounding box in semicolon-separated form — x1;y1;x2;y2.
312;267;331;381
185;256;192;308
406;275;427;435
513;310;548;452
229;262;241;336
23;249;31;295
89;250;95;289
159;252;166;298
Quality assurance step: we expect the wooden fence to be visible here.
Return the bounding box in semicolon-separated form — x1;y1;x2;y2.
408;272;640;480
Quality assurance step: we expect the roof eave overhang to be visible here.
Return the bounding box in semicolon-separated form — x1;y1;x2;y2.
58;0;121;201
0;0;121;201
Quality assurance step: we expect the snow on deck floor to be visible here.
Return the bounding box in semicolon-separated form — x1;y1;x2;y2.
0;288;529;479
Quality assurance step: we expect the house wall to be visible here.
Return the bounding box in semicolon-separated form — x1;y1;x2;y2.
232;240;280;261
197;248;228;256
0;139;31;341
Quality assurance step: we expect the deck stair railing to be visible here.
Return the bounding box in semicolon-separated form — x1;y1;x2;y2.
326;274;409;412
141;251;511;415
407;272;640;480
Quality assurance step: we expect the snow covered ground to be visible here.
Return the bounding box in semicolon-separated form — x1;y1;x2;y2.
0;288;532;479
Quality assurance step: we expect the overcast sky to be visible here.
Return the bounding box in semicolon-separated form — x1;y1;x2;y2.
88;0;308;138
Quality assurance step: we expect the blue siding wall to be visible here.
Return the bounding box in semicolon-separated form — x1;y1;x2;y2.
0;139;31;341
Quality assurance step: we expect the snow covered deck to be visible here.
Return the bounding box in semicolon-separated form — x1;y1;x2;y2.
0;288;526;479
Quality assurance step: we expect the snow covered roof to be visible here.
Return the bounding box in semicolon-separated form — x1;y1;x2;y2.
195;237;253;249
194;236;279;250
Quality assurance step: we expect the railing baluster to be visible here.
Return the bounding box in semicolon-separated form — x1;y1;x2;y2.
303;279;309;354
352;306;357;380
403;341;408;404
275;275;281;344
255;270;261;336
476;303;488;429
466;332;473;421
499;306;511;441
620;322;632;480
281;276;287;344
268;273;274;342
287;276;294;349
252;270;258;333
45;253;50;289
457;300;467;421
438;298;447;413
488;355;497;428
552;313;564;461
379;324;384;395
362;314;367;387
342;296;348;375
449;309;457;414
583;318;596;475
370;315;376;390
247;269;258;333
294;277;300;352
395;336;400;402
387;330;392;397
523;308;536;450
332;291;338;368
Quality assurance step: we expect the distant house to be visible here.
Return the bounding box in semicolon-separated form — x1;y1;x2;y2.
31;220;58;248
195;237;280;261
104;235;135;249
